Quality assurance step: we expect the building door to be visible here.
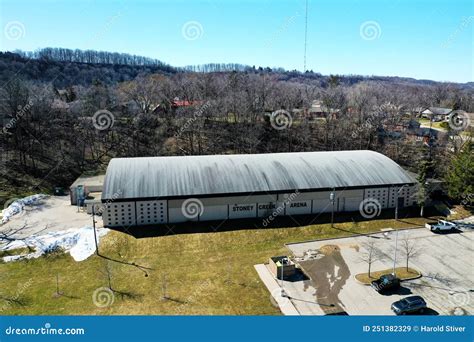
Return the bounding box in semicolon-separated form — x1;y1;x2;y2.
397;197;404;208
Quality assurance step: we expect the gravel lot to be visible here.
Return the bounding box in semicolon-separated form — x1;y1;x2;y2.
0;196;100;240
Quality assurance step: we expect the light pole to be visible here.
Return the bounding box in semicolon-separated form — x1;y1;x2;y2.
280;258;285;298
330;188;335;228
395;184;408;221
393;229;399;275
393;184;408;275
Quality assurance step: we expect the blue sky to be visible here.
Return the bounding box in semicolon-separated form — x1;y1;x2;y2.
0;0;472;82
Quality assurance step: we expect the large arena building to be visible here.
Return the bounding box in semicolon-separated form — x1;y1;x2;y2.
100;150;417;228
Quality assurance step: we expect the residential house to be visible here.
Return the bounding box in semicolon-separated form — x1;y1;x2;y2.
421;107;453;122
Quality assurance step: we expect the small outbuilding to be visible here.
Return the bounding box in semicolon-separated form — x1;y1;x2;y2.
69;174;105;205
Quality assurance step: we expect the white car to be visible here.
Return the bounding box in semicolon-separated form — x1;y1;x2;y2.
425;220;457;232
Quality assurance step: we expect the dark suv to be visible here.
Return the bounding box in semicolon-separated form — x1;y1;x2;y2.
371;274;401;293
391;296;427;315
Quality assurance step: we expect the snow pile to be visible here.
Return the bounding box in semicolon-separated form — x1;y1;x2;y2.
1;194;49;224
1;226;109;262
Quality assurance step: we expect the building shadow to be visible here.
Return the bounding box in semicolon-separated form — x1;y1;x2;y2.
112;207;428;239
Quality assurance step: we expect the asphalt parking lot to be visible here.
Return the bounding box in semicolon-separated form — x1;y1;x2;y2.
284;227;474;315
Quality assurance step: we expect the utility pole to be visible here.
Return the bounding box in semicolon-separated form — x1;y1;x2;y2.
280;258;285;298
303;0;308;72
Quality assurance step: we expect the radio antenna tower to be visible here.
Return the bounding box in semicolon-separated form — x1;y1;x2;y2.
303;0;308;72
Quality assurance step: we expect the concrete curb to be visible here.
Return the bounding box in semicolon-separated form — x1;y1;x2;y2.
284;226;426;249
254;264;300;316
353;272;423;286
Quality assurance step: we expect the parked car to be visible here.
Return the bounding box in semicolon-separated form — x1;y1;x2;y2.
371;274;401;293
425;219;457;232
391;296;427;315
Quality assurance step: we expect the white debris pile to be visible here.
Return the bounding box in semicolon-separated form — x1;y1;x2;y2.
0;226;109;262
1;194;49;224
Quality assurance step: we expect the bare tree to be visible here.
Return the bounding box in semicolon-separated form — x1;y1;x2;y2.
400;234;421;272
359;239;381;277
100;260;115;292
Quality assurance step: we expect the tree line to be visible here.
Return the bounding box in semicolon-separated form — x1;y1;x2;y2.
0;50;472;205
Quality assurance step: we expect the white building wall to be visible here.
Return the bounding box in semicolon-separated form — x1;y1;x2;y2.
286;200;312;215
365;187;390;208
256;202;277;217
365;185;418;209
136;200;167;225
102;185;417;227
103;201;136;228
229;203;257;219
199;204;228;221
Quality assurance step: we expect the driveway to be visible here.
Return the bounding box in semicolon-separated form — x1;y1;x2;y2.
0;196;100;240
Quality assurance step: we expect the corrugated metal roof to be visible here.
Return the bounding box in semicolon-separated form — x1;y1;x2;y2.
101;151;415;200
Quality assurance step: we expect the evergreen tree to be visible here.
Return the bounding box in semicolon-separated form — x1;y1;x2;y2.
417;160;432;216
445;144;474;204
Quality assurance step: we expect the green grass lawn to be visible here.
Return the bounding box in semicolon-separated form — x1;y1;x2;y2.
0;216;439;315
417;118;448;130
